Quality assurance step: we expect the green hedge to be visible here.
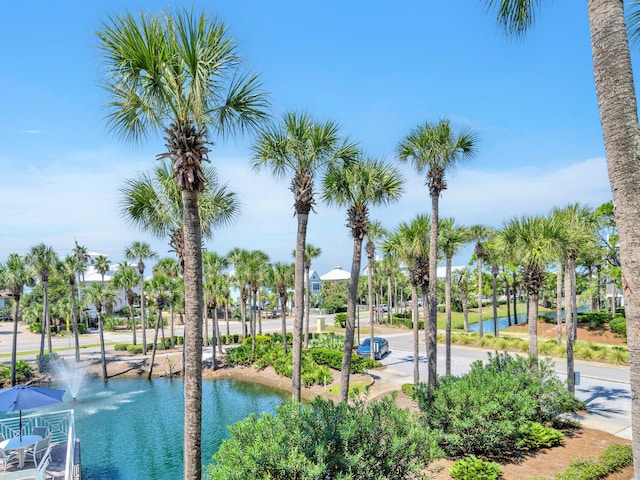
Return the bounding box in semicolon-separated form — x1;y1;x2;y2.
307;348;379;374
609;316;627;338
555;443;632;480
577;312;611;328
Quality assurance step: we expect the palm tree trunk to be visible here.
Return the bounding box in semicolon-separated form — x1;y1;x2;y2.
411;284;420;384
215;307;222;354
292;213;308;403
477;258;484;338
427;194;438;389
45;281;53;353
70;284;80;362
257;289;263;335
129;300;137;345
170;305;175;349
445;257;453;376
140;276;147;355
339;236;363;404
512;273;518;324
305;266;311;348
387;271;392;324
589;3;640;473
211;306;217;371
492;269;499;338
203;294;209;347
225;297;230;337
98;311;108;381
10;298;20;386
368;258;375;362
503;275;512;326
250;291;256;353
557;254;564;345
39;281;47;362
565;258;576;396
527;289;539;358
182;190;203;480
280;295;288;354
148;308;162;380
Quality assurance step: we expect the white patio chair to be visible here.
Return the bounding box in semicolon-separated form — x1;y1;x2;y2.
27;436;50;468
0;445;17;473
32;427;48;438
1;447;50;480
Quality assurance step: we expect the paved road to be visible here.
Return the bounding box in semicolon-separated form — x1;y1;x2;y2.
0;316;631;439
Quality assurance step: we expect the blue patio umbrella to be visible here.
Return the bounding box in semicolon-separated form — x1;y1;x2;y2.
0;385;65;440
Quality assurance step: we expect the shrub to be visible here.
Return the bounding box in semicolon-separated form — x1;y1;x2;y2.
126;344;143;354
599;443;632;472
412;352;581;457
577;312;610;328
609;316;627;338
553;444;632;480
401;383;414;396
450;455;502;480
37;352;60;374
30;323;42;334
242;334;272;346
517;422;564;449
334;312;347;328
77;323;87;334
114;343;128;351
309;333;344;350
205;396;441;480
0;361;34;385
102;316;119;332
307;348;379;374
605;346;629;365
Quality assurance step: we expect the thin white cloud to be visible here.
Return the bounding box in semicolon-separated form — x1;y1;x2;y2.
20;130;40;134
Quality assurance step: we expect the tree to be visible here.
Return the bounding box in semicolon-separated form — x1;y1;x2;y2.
26;243;58;361
94;255;111;284
483;1;640;473
73;242;89;328
500;215;559;358
438;218;468;375
202;251;230;348
146;273;174;379
268;262;295;353
468;225;492;338
383;215;430;384
153;257;181;348
124;242;158;356
322;158;403;402
303;244;322;348
84;282;119;381
58;255;83;362
398;119;476;389
99;8;268;476
245;250;270;350
0;254;35;385
112;262;140;345
364;221;390;362
121;161;240;271
251;111;359;402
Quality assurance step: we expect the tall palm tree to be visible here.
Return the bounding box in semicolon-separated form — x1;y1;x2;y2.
380;253;400;323
121;161;240;271
438;218;468;375
202;251;230;348
26;243;58;361
484;2;640;472
269;262;295;353
228;248;251;338
251;111;359;402
454;267;474;332
112;262;140;345
84;282;119;382
153;257;181;348
73;242;89;328
98;9;268;477
245;250;269;350
468;225;492;338
94;255;111;284
398;118;476;390
323;158;403;402
500;215;560;358
303;244;322;348
383;215;430;384
124;242;158;356
58;255;83;362
0;254;35;385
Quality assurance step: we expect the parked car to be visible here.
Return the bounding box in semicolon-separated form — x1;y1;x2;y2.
356;337;389;360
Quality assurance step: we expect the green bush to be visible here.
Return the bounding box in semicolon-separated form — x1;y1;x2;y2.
334;312;347;328
205;395;441;480
553;445;631;480
577;312;610;328
450;455;502;480
242;334;272;345
308;333;344;350
517;422;564;449
102;316;119;332
114;343;128;351
0;361;34;385
401;383;414;396
609;316;627;338
29;323;42;334
307;348;379;374
77;323;87;334
126;344;143;354
388;314;423;330
37;352;60;374
598;443;633;472
412;352;581;457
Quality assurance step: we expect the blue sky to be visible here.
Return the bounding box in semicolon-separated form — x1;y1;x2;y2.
1;1;628;274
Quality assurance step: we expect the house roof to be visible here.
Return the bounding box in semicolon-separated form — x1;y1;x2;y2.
320;266;351;281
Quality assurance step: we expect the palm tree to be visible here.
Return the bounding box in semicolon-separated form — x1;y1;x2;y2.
112;262;140;345
251;111;359;402
94;255;111;284
121;161;240;271
202;251;230;348
153;257;181;348
84;282;119;381
26;243;58;361
269;262;295;353
73;242;89;328
98;9;268;477
0;254;35;385
303;244;322;348
438;218;468;375
124;242;158;356
500;215;559;358
228;248;251;338
552;203;596;395
245;250;269;350
323;158;403;402
58;255;83;362
380;253;400;323
468;225;492;338
454;267;474;332
146;273;174;379
398;118;476;390
383;215;430;384
484;2;640;472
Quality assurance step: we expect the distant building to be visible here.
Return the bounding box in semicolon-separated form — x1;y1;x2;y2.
307;270;322;296
320;266;351;282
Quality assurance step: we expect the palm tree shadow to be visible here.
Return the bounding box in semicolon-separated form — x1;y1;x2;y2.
579;384;630;418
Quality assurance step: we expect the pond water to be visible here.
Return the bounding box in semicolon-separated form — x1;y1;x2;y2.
54;377;286;479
